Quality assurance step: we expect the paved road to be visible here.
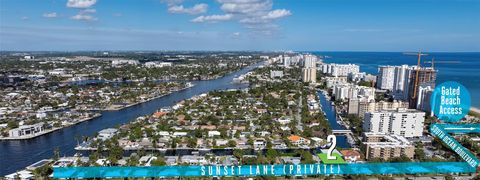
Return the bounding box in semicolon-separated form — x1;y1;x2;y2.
296;95;303;131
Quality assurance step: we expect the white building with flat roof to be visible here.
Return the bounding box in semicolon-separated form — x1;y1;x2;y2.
97;128;118;141
362;132;415;160
321;63;359;77
144;61;172;68
112;59;140;66
208;130;221;137
393;65;415;100
377;66;395;90
303;54;317;68
325;76;348;88
9;122;45;138
276;116;292;125
363;108;425;138
24;55;34;60
302;67;316;83
270;70;284;79
283;56;291;67
349;99;409;118
333;84;375;102
333;84;350;101
417;84;433;113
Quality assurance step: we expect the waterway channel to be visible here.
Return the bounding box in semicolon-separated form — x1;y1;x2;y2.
0;63;260;176
0;63;351;175
317;91;350;148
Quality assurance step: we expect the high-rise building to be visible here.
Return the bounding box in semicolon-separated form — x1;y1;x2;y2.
325;76;348;88
347;98;360;115
363;108;425;138
362;132;415;160
334;85;375;102
302;68;316;83
303;54;317;68
376;64;435;106
348;99;408;118
377;66;395;90
417;84;433;113
392;65;415;100
321;63;359;77
283;56;291;67
407;67;437;108
333;84;350;100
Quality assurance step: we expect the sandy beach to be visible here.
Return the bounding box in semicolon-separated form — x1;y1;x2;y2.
470;107;480;114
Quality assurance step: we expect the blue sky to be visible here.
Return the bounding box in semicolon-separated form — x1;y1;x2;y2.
0;0;479;51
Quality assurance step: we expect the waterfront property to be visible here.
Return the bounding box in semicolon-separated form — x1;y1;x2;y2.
8;122;45;138
0;57;264;176
3;52;480;179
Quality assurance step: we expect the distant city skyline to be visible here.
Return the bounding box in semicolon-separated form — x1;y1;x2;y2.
0;0;479;52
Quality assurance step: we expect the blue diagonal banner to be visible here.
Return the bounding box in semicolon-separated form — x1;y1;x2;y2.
430;124;480;168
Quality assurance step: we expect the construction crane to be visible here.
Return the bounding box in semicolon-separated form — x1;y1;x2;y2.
423;58;461;69
403;51;428;99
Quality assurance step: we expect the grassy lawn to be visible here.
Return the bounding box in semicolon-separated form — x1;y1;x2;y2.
318;153;346;164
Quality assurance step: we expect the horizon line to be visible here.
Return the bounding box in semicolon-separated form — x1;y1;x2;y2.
1;50;480;53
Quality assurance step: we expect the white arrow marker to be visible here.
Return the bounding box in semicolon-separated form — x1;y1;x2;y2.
444;127;476;131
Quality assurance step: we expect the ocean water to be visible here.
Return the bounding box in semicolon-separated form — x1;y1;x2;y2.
311;52;480;108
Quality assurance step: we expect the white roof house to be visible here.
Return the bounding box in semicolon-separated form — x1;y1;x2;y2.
97;128;118;141
208;130;221;137
158;131;170;136
276;116;291;125
5;170;35;180
172;132;188;137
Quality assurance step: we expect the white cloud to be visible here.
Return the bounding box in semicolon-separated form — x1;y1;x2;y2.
162;0;291;35
67;0;98;21
240;9;291;24
191;14;233;23
168;4;208;15
43;12;58;18
219;0;272;15
71;14;98;21
71;8;97;21
21;16;29;20
196;0;290;35
161;0;184;6
262;9;291;20
67;0;97;8
81;9;96;13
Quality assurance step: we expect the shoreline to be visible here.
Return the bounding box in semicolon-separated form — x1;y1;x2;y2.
104;85;194;111
0;113;102;140
72;64;252;84
0;85;194;140
470;107;480;118
0;61;264;176
75;145;329;151
470;107;480;114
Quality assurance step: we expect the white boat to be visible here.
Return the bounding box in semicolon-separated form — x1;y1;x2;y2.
199;147;211;151
157;148;168;152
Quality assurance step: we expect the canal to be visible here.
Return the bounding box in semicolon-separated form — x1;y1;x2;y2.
317;91;350;148
0;63;261;176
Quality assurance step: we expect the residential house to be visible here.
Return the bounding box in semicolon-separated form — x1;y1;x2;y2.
340;149;362;163
288;135;311;146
